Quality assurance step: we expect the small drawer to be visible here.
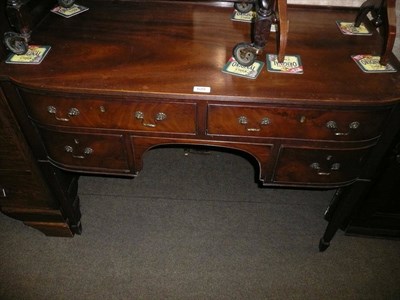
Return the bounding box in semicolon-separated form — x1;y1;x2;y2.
207;104;390;141
273;146;372;185
38;128;130;173
0;174;54;208
19;90;197;134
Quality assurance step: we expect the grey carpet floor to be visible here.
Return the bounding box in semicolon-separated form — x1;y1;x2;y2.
1;147;399;299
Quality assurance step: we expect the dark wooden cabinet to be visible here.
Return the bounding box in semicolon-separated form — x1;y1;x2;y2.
0;0;399;250
0;85;79;236
345;129;400;238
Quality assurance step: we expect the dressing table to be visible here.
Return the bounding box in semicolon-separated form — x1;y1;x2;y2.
1;0;399;250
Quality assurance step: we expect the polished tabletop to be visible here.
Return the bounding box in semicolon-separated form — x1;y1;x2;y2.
1;1;400;105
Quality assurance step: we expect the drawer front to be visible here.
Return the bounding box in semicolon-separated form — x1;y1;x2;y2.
0;174;54;208
19;90;197;134
39;128;130;173
207;105;390;141
273;146;371;185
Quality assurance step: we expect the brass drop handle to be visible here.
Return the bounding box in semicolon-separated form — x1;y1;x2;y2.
326;120;360;136
135;111;167;128
310;161;341;176
64;145;93;159
238;116;271;132
47;106;80;122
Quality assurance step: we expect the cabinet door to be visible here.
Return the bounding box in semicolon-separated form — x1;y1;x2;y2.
273;146;372;185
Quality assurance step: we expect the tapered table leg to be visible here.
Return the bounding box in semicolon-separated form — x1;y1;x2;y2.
319;181;370;252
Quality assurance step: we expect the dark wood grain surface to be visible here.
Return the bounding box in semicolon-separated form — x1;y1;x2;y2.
1;1;399;104
1;1;400;243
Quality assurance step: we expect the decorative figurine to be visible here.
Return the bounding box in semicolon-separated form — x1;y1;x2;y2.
354;0;396;65
3;0;75;55
232;0;288;66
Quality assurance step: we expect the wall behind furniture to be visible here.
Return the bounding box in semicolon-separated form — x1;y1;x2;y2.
288;0;363;6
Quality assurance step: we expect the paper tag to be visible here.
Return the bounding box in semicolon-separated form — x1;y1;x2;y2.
193;86;211;93
336;21;372;36
222;57;264;79
351;55;397;73
266;54;303;74
6;45;51;64
51;4;89;18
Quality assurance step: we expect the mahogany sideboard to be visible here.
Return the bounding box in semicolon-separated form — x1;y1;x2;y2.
1;0;400;251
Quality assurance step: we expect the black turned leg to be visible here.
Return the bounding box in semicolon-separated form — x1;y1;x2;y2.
70;219;83;235
319;238;330;252
319;181;370;252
